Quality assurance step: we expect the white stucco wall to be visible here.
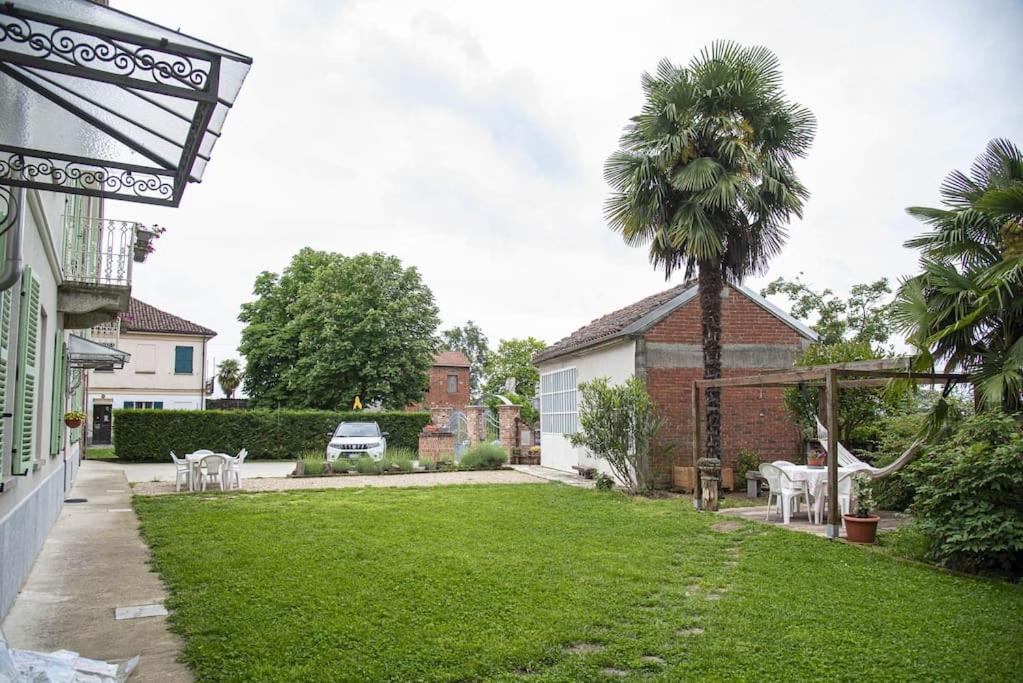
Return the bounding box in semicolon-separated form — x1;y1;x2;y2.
88;331;207;394
536;339;636;476
0;188;84;620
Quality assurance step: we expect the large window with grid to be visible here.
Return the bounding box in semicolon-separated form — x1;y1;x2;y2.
540;367;578;434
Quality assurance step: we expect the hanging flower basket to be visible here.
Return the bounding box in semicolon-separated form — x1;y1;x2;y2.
133;224;165;262
64;411;86;429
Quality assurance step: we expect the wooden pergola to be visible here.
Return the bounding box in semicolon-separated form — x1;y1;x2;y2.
690;358;968;538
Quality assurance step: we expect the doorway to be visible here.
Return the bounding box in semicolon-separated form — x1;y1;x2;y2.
92;404;112;444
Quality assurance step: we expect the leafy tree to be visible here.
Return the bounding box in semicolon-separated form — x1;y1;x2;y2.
440;321;490;399
761;274;894;347
480;337;546;423
216;358;243;399
239;248;439;409
570;377;663;494
604;41;815;461
894;139;1023;412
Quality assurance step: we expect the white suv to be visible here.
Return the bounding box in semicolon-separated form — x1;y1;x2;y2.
326;421;387;462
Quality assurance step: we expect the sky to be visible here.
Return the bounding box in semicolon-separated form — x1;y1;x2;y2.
110;0;1023;387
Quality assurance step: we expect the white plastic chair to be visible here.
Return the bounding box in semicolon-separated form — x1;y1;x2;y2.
199;454;227;491
772;460;795;467
814;470;858;528
170;451;191;492
760;463;812;524
225;449;248;489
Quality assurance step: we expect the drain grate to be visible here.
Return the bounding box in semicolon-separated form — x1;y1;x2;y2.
64;498;88;503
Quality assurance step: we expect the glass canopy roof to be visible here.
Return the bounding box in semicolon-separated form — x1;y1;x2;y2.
67;333;129;369
0;0;252;207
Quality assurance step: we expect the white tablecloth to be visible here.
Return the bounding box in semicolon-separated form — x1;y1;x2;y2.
780;464;857;496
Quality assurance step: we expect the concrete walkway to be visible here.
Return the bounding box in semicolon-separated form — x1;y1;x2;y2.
2;461;192;681
509;464;595;488
87;458;294;483
718;505;910;539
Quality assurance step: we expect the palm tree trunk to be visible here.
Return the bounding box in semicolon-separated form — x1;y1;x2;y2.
698;261;723;461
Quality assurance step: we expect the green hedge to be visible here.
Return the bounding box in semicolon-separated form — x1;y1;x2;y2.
112;409;431;462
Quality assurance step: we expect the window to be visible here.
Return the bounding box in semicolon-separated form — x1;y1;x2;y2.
540;367;578;434
135;344;156;374
125;401;162;410
174;345;194;374
446;373;458;394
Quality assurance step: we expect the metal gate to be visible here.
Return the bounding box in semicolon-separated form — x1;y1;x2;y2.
484;410;500;443
449;411;470;459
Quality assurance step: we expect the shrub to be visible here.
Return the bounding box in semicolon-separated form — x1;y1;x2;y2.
459;443;508;469
330;459;356;474
355;456;382;474
910;410;1023;576
735;448;760;487
380;449;415;472
301;453;327;476
112;409;431;462
868;413;929;511
594;472;614;491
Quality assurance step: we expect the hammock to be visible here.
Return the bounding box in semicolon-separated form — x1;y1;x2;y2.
814;418;925;479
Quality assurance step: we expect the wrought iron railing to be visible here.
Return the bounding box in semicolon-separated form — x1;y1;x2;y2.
62;215;137;287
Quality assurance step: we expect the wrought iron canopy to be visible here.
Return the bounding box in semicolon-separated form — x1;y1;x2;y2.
0;0;251;207
67;332;129;369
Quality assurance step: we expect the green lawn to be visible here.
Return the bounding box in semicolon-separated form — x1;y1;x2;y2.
134;485;1023;682
86;446;117;460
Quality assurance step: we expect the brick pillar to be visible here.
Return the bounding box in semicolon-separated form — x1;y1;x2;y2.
497;404;521;452
464;405;485;444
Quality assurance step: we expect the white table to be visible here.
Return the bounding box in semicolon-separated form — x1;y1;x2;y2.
185;453;231;491
779;464;860;523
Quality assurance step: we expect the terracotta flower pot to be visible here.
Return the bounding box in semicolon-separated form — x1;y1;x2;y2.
64;418;82;429
807;455;826;467
843;514;880;543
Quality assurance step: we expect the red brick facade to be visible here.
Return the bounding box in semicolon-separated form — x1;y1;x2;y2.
407;352;471;414
643;288;809;481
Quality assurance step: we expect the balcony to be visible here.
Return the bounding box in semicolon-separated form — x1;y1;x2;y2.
59;216;138;329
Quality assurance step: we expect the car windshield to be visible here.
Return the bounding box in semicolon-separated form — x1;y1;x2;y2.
335;423;380;438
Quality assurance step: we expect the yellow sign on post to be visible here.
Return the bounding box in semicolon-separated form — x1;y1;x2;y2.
352;396;363;411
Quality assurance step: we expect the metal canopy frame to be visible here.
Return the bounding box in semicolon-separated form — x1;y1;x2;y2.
0;0;252;207
689;358;969;537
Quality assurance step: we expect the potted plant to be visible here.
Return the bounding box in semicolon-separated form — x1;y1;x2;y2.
843;474;881;543
133;224;165;262
64;410;86;429
806;441;826;468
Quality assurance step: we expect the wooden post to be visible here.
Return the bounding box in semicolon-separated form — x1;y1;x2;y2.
825;369;841;538
691;382;702;510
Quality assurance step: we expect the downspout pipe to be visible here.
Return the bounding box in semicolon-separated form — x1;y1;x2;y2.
0;185;25;291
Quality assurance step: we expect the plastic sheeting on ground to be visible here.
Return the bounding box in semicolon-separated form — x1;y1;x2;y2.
0;631;138;683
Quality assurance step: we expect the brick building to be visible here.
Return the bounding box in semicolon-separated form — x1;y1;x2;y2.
533;282;816;485
408;351;471;424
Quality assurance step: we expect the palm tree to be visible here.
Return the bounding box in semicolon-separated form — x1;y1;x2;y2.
604;41;816;461
217;359;243;399
895;139;1023;412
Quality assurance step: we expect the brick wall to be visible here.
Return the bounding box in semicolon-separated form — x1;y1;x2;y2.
408;365;470;412
418;431;455;462
643;287;805;482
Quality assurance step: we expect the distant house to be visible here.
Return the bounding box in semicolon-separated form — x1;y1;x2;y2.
86;298;216;445
408;350;471;423
533;282;817;484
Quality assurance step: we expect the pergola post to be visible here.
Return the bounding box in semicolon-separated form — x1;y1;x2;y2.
691;383;702;510
825;369;841;538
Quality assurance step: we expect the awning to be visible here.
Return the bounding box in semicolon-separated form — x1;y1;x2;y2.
0;0;252;207
67;333;129;369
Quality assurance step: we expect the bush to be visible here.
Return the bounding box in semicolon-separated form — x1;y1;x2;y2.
594;472;615;491
112;409;431;462
380;449;415;472
910;410;1023;576
459;443;508;470
330;459;356;474
355;456;382;474
869;413;929;511
301;453;327;476
735;448;760;487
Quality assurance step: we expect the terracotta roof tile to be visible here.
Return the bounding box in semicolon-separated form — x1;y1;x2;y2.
534;281;696;363
119;298;217;337
433;350;471;367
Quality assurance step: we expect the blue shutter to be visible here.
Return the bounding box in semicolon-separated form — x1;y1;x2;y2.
174;346;193;374
123;401;134;409
154;401;163;409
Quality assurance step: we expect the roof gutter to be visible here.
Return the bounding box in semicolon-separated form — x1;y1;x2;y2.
0;185;26;292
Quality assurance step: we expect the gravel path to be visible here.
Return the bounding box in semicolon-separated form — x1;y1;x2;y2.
132;469;548;496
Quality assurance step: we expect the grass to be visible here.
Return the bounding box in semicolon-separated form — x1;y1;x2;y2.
134;485;1023;682
86;446;117;460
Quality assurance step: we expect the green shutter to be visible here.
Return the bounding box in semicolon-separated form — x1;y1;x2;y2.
174;346;193;374
49;332;66;456
154;401;163;409
0;287;11;476
13;267;40;474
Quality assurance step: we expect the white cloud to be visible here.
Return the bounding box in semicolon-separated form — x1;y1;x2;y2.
107;0;1023;378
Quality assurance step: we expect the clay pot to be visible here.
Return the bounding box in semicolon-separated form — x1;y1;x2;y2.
64;418;83;429
843;514;880;543
807;454;826;467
